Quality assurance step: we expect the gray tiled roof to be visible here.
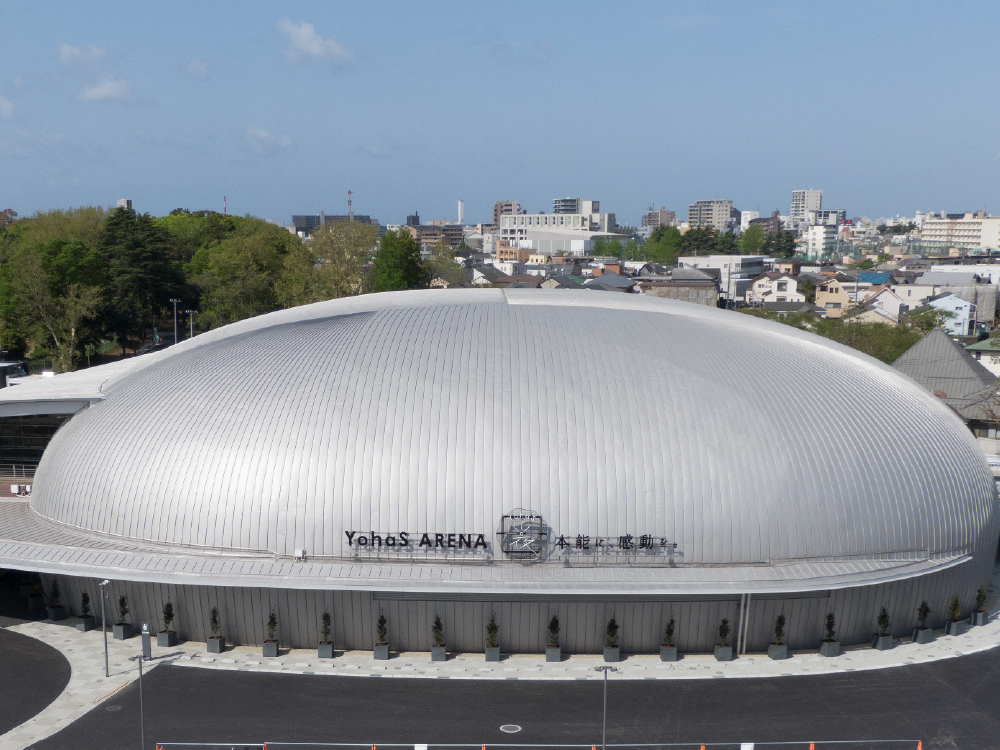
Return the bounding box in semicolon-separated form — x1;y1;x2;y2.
892;327;996;413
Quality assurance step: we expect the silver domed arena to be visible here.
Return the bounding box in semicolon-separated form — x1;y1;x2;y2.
0;289;996;655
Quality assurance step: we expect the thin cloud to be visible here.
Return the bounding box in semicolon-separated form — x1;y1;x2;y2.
246;127;291;155
277;19;352;65
59;44;107;66
185;58;209;80
79;79;135;102
0;97;12;119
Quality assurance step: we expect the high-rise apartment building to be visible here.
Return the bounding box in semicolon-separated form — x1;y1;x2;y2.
642;206;676;228
790;190;822;222
492;200;525;227
687;200;734;231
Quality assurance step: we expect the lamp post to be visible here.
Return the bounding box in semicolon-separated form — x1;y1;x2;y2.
169;299;180;347
594;665;618;750
184;310;198;340
128;653;145;750
98;579;110;678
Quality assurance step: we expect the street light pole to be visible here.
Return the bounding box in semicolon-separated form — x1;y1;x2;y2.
594;665;618;750
169;299;180;347
99;579;110;678
184;310;198;340
128;654;144;750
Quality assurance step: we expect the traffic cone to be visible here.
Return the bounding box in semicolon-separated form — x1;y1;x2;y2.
916;743;922;750
810;745;815;750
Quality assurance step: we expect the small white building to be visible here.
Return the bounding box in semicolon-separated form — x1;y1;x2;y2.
806;225;837;258
747;273;806;305
926;292;976;336
677;255;764;300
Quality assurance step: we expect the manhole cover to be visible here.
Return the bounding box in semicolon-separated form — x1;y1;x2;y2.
500;725;521;733
105;705;122;712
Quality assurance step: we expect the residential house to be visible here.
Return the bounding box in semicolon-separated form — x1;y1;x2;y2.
923;292;976;336
747;272;806;305
814;275;853;318
965;338;1000;377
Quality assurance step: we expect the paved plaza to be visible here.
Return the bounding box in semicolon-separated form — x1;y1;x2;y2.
1;566;999;749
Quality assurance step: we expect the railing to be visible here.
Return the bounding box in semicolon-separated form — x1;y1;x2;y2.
0;463;36;478
153;741;926;750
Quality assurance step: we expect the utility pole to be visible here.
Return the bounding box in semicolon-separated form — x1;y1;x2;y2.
169;299;180;346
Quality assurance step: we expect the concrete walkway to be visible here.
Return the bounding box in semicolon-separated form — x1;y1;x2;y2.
3;571;999;749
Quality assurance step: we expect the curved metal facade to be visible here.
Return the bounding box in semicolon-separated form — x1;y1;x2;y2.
29;290;997;582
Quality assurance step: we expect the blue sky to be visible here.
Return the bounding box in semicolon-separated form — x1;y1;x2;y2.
2;1;998;226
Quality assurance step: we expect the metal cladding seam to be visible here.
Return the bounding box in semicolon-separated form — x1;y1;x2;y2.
24;290;999;581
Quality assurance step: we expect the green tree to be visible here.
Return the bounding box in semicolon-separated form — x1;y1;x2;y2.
98;207;182;351
738;224;766;254
276;220;375;306
15;207;109;249
713;231;738;255
848;259;875;270
679;227;718;256
798;278;816;304
643;225;682;264
762;230;798;259
8;250;101;371
425;240;468;289
371;229;426;292
193;233;286;327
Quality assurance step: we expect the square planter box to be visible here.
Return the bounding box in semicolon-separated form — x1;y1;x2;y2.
113;623;133;640
318;642;334;659
262;640;279;657
157;630;177;647
27;595;44;614
972;611;989;627
46;605;66;621
659;645;678;662
207;636;225;653
374;643;389;660
431;646;447;661
819;640;841;657
714;645;733;661
767;643;787;660
872;634;893;650
912;627;935;644
603;646;620;663
945;620;966;636
19;583;33;598
76;615;96;633
485;646;501;662
545;645;561;662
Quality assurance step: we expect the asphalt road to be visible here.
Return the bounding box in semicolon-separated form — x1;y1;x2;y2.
0;626;71;737
25;643;1000;750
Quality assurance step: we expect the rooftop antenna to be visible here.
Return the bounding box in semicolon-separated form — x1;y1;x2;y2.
348;189;353;221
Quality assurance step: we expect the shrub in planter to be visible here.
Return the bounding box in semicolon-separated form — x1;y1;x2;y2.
319;611;334;658
431;615;447;661
76;592;95;632
912;600;935;644
46;579;66;621
819;611;840;657
660;617;678;662
945;594;965;636
113;595;133;640
972;585;989;626
374;613;389;660
871;605;892;650
714;618;733;661
485;612;500;662
768;613;787;660
263;609;279;657
604;617;620;662
545;615;561;662
158;601;178;647
207;606;225;653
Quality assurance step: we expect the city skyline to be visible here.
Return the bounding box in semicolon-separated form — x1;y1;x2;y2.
2;0;998;225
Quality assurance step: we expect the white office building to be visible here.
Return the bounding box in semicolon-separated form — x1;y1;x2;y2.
498;199;619;255
677;255;765;299
921;213;1000;252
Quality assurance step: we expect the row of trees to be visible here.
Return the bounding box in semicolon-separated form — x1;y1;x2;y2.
0;206;455;371
595;225;799;266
